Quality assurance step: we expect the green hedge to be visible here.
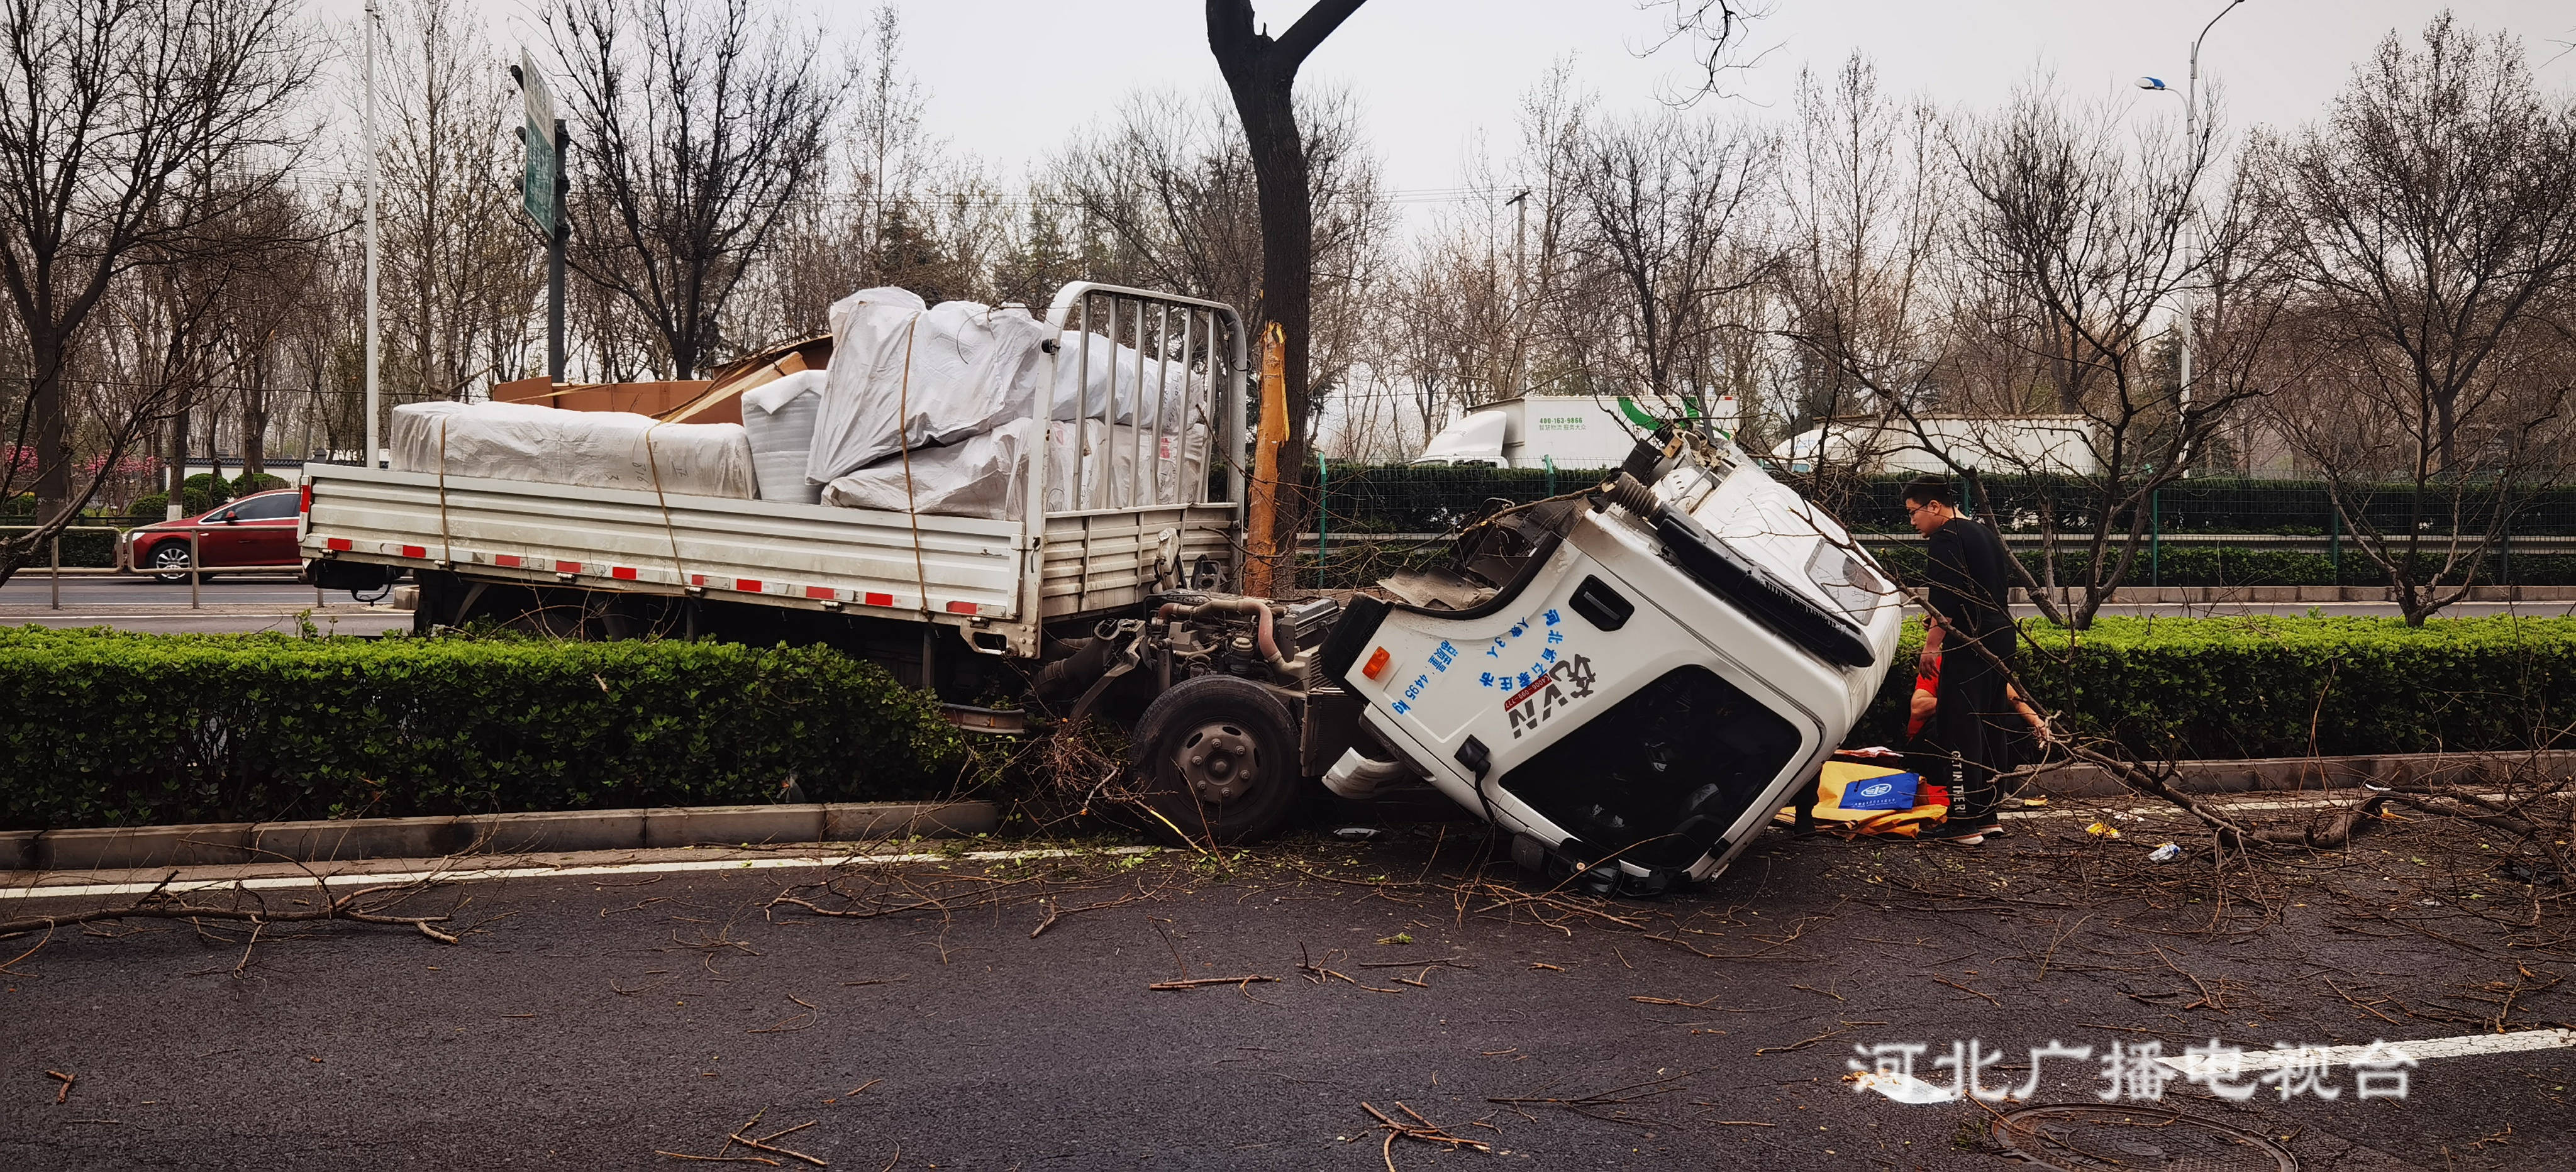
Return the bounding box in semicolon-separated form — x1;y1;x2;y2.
1853;616;2576;760
0;526;122;568
0;628;966;831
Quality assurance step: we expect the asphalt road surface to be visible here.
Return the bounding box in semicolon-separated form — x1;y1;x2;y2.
0;575;410;635
4;807;2567;1170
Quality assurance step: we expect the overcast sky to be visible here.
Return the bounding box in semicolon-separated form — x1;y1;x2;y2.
380;2;2576;205
806;1;2570;199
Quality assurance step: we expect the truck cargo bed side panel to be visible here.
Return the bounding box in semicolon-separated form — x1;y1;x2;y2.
303;467;1026;616
1039;504;1239;618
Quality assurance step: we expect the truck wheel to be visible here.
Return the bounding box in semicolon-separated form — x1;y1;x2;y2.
1129;675;1302;845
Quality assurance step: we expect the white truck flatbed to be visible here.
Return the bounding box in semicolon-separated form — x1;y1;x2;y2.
299;465;1238;657
299;284;1251;659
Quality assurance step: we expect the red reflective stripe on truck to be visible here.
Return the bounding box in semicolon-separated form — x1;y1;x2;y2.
401;545;426;559
613;567;638;580
735;579;762;593
496;555;521;568
297;485;311;514
690;573;706;586
863;592;894;607
945;600;977;615
555;561;581;574
326;538;352;552
804;585;833;600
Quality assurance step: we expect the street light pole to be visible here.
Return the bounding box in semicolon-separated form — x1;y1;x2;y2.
2140;0;2245;471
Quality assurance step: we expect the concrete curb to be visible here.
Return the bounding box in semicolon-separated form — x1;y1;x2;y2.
2024;749;2576;800
0;800;997;873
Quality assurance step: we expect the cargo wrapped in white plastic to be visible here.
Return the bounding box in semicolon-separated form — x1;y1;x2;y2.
389;401;757;500
822;418;1038;520
1046;330;1199;427
819;419;1208;521
805;290;1052;484
740;369;827;504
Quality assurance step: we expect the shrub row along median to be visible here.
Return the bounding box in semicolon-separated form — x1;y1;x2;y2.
1855;616;2576;761
0;627;964;831
5;618;2568;832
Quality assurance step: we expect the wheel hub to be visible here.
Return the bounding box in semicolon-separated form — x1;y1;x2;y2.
1175;722;1257;803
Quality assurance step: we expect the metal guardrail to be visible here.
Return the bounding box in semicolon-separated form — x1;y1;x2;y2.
7;526;138;610
4;524;324;611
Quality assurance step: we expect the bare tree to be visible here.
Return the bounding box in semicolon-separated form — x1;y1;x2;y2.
1053;86;1388;429
1634;0;1774;106
1772;54;1946;504
380;0;540;401
1925;86;2262;627
732;4;940;341
547;0;844;379
2262;15;2576;624
0;0;313;582
1500;67;1601;406
1054;92;1262;316
1574;110;1776;420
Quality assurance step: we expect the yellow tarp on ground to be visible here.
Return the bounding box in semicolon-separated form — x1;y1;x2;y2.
1775;760;1949;839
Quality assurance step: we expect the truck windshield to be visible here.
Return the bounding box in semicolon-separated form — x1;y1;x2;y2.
1496;665;1803;872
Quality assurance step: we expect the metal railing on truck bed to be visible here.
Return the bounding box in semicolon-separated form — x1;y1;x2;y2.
301;283;1248;658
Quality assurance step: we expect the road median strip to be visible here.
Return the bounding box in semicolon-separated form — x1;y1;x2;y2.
0;843;1162;902
0;799;999;873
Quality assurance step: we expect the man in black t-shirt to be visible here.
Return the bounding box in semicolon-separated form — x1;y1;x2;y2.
1903;476;2018;845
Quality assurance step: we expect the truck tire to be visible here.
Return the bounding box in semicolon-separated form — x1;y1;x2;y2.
1129;675;1302;846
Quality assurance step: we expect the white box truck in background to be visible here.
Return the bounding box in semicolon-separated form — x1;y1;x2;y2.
1415;395;1738;470
1769;414;2099;476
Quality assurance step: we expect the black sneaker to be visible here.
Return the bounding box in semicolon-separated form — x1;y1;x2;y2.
1922;822;1985;846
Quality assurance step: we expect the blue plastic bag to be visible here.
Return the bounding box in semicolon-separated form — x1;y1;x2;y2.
1839;770;1921;812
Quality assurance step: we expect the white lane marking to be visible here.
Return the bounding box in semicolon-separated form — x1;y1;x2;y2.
2156;1029;2576;1078
1844;1071;1956;1104
1851;1030;2576;1103
0;845;1164;902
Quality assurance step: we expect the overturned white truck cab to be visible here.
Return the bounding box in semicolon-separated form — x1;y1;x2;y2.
1317;433;1904;893
299;283;1898;893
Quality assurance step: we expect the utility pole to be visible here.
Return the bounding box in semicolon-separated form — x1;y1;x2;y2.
549;118;567;380
363;0;380;468
1506;188;1530;395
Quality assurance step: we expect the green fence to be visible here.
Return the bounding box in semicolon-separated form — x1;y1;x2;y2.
1301;464;2576;590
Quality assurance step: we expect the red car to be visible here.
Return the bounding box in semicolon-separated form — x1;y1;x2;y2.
121;488;305;581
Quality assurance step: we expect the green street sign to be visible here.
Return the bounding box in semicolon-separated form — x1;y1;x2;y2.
519;48;557;231
523;114;555;229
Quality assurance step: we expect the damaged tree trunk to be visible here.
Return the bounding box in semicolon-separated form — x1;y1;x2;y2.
1205;0;1368;592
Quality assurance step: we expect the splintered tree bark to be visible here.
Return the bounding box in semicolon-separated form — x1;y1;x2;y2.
1244;323;1287;596
1205;0;1368;592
